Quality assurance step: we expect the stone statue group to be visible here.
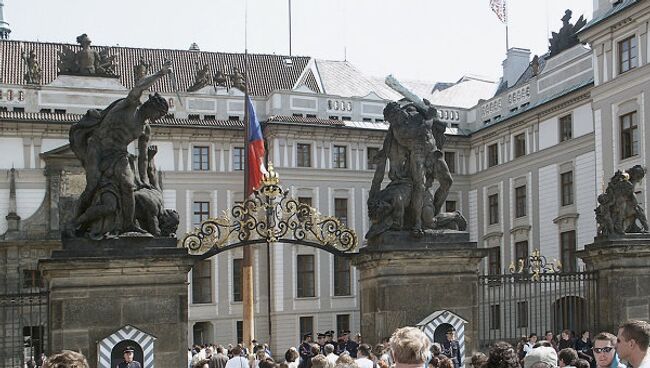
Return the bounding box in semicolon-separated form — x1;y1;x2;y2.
69;60;179;239
366;78;466;240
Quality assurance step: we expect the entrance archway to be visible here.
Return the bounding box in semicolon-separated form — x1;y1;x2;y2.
553;296;587;334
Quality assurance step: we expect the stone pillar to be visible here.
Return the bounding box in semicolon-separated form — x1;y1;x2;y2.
40;237;193;368
578;234;650;333
354;231;486;352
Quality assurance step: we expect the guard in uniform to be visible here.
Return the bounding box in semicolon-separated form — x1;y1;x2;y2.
299;333;313;367
442;328;461;368
117;346;141;368
317;333;327;354
325;330;335;346
336;330;358;358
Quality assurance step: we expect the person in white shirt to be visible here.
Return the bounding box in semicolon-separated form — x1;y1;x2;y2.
524;334;539;355
390;327;430;368
226;346;250;368
356;344;374;368
324;344;338;368
616;320;650;368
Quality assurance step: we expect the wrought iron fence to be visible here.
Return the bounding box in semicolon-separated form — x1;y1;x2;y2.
478;259;598;347
0;266;48;368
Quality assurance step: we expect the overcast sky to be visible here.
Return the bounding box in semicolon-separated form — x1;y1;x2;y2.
5;0;592;83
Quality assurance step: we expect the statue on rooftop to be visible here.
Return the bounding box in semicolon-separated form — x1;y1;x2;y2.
230;67;246;92
214;70;228;87
58;33;119;77
595;165;649;237
68;60;172;239
133;56;152;83
187;62;212;92
21;49;42;84
548;10;587;57
366;76;460;240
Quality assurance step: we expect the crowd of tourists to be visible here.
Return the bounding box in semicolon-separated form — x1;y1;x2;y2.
32;319;650;368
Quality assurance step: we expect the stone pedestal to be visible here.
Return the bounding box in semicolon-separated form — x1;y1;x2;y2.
354;231;486;352
578;234;650;332
39;237;193;368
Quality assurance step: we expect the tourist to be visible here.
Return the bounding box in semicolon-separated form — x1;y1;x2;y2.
42;350;90;368
211;347;229;368
312;354;329;368
616;320;650;368
558;348;578;368
544;332;558;351
440;357;455;368
517;337;530;363
355;344;374;368
523;346;558;368
525;334;539;355
226;346;250;368
559;331;575;351
196;359;211;368
575;359;590;368
390;326;430;368
325;344;338;368
253;349;268;368
301;334;315;365
575;331;594;367
484;341;519;368
381;337;393;366
286;348;300;368
429;356;442;368
335;353;358;368
592;332;625;368
442;328;462;368
259;358;277;368
471;352;488;368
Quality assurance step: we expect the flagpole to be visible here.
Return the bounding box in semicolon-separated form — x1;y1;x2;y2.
242;0;255;353
505;0;509;52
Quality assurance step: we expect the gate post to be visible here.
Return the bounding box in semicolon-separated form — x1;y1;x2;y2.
577;234;650;333
353;231;487;355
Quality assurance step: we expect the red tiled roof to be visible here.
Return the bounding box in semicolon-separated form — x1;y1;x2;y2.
0;40;312;97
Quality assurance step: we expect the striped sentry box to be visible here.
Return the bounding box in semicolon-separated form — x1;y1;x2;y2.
416;310;468;366
97;325;156;368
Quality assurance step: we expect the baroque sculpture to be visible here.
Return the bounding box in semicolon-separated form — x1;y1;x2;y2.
58;33;118;77
68;60;179;239
133;56;152;83
187;62;212;92
230;67;246;91
548;10;587;57
366;76;466;240
21;49;42;84
595;165;649;237
214;70;228;87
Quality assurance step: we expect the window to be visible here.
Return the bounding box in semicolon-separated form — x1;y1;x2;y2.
620;112;639;159
488;144;499;167
204;114;215;120
488;194;499;225
516;301;528;328
306;114;317;118
299;317;314;341
39;108;51;114
488;247;501;275
515;185;526;218
375;118;384;123
362;118;372;122
298;197;312;206
229;115;240;121
297;255;315;297
560;115;573;142
233;258;243;302
233;147;244;171
444;151;456;173
335;198;348;226
297;143;312;168
22;270;42;289
334;257;351;296
560;230;577;272
236;321;243;344
561;171;574;206
341;116;352;121
514;133;526;158
192;260;212;304
445;201;456;212
619;35;638;74
329;116;339;120
0;107;7;112
336;314;350;334
192;146;210;171
490;304;501;330
333;145;347;168
192;201;210;227
188;114;200;120
367;147;380;170
514;241;529;265
293;113;304;117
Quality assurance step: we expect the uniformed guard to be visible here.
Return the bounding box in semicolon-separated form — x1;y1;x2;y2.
442;328;462;368
325;330;335;346
336;330;358;358
299;333;313;365
317;333;327;354
117;346;141;368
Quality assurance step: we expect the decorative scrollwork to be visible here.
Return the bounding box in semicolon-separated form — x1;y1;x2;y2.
182;163;359;256
508;248;562;281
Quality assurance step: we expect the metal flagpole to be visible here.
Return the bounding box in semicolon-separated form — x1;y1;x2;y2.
288;0;292;56
505;0;509;52
242;0;255;353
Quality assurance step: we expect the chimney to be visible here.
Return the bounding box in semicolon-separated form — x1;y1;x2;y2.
0;0;10;40
502;48;531;89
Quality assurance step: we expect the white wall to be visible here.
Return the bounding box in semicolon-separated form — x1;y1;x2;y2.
538;117;558;151
574;104;594;138
0;138;25;169
576;152;597;250
538;164;559;260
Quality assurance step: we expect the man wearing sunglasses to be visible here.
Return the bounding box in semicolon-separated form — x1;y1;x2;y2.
593;333;625;368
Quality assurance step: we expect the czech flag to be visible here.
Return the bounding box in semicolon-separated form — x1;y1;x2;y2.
247;95;267;195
